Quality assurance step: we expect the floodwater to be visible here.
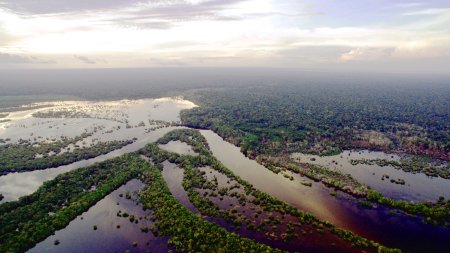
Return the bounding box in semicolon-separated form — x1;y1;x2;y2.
200;130;351;228
159;140;197;156
0;126;180;203
161;161;198;213
28;179;172;253
291;151;450;201
200;130;450;252
2;97;450;252
0;97;196;203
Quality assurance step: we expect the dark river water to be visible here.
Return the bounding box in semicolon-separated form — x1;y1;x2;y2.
4;125;449;252
28;179;172;253
161;160;198;213
200;130;450;252
291;151;450;201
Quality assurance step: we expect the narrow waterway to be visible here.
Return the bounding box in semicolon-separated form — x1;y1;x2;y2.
28;179;172;253
200;130;450;252
0;127;182;203
161;161;198;213
291;151;450;201
159;140;197;155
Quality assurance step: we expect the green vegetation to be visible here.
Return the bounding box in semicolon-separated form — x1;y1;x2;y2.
357;200;375;208
0;133;133;175
351;158;450;179
33;110;90;119
366;191;450;226
260;155;450;225
259;156;369;197
182;85;449;161
138;151;282;253
140;129;400;252
156;128;210;155
0;154;144;253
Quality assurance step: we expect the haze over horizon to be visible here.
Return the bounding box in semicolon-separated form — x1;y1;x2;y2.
0;0;449;73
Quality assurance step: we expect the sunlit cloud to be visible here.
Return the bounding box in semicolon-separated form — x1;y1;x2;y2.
0;0;449;72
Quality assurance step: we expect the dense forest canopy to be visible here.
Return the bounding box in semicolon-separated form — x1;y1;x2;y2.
181;78;450;159
0;68;448;102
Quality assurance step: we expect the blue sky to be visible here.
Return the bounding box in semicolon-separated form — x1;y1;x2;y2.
0;0;449;73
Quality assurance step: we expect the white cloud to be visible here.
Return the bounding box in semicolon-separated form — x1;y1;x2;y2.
402;8;450;16
340;47;393;62
0;1;448;72
74;55;98;64
396;2;425;8
0;52;55;66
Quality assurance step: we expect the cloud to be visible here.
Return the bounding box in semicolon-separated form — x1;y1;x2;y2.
0;53;55;65
1;0;249;22
0;53;33;63
340;47;394;62
74;55;98;64
276;46;350;63
116;0;247;24
402;8;450;16
148;58;188;67
0;0;143;14
396;2;425;8
0;0;449;74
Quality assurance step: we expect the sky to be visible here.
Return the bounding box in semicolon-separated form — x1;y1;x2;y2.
0;0;449;73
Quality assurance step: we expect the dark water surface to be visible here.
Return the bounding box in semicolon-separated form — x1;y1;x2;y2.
28;179;172;253
200;130;450;252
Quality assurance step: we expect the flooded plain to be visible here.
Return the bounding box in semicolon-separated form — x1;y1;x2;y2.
161;161;198;213
159;140;197;156
200;130;450;252
2;97;449;252
0;98;196;203
28;179;172;253
291;151;450;201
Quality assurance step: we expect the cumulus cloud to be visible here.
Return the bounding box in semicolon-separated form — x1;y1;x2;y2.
74;55;100;64
0;53;55;65
396;2;425;8
402;8;450;16
0;0;143;14
276;46;350;63
340;48;394;62
0;0;449;73
0;53;33;63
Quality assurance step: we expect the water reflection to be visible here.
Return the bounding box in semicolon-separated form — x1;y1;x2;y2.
29;179;172;253
0;97;196;203
200;130;450;252
159;140;197;156
161;161;198;213
291;151;450;201
0;127;183;203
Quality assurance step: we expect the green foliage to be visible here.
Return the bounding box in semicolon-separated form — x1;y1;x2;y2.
366;190;450;226
260;156;369;197
181;85;449;160
138;155;282;253
0;154;143;253
142;129;400;252
156;128;210;155
351;158;450;179
263;156;450;225
0;133;133;175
